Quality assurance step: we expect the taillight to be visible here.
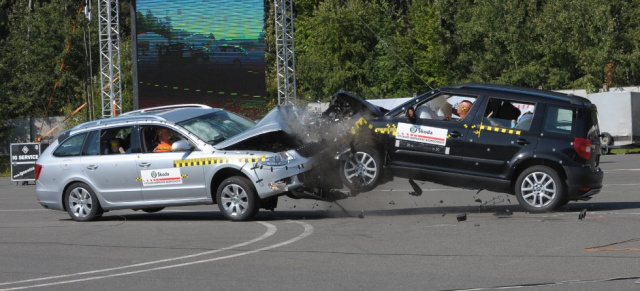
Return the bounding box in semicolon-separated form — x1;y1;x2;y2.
35;164;42;181
574;137;591;160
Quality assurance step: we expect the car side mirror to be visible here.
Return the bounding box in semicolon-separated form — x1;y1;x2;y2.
171;140;192;152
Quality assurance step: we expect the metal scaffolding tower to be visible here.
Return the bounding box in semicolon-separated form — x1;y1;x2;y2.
98;0;122;118
274;0;297;105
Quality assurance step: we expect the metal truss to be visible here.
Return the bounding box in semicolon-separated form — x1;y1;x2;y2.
98;0;122;118
274;0;297;105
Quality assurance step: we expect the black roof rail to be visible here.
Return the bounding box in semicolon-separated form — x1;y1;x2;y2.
447;83;586;105
121;104;212;116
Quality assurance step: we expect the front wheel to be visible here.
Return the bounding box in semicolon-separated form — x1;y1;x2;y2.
216;176;260;221
339;145;381;192
515;166;565;213
65;182;103;222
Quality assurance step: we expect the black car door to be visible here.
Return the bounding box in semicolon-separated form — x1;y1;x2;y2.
461;96;540;179
387;93;477;172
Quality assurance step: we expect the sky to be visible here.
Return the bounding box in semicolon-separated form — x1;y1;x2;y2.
136;0;264;40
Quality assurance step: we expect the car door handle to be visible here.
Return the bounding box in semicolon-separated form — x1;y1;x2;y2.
516;138;530;145
450;131;461;138
86;165;98;170
138;162;151;168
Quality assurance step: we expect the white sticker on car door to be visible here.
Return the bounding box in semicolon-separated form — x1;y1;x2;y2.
396;123;448;146
141;168;182;187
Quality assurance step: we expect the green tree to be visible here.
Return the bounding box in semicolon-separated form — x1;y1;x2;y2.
295;0;418;100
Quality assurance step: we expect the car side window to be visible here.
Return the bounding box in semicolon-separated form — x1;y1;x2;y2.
404;94;477;121
53;133;87;157
140;126;191;153
483;97;536;130
99;127;134;155
543;106;574;135
85;131;100;156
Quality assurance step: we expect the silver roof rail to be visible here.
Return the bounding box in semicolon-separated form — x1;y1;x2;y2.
122;104;212;116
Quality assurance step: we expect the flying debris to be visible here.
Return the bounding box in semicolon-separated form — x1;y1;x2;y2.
493;209;512;218
389;200;396;205
358;209;365;219
456;213;467;222
408;179;423;196
474;198;482;203
579;209;587;220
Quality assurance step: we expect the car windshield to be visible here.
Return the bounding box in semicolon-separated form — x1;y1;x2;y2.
177;111;256;145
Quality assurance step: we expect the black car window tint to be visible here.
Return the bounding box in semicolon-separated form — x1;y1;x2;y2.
543;106;574;135
53;133;88;157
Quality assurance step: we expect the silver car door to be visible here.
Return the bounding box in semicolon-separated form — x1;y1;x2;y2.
81;129;142;203
137;126;207;202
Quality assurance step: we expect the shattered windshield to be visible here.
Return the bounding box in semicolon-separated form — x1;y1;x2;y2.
178;111;256;145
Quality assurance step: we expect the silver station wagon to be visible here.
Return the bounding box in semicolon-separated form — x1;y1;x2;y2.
35;104;319;221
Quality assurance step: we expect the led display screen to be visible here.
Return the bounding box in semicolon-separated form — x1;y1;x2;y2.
133;0;267;119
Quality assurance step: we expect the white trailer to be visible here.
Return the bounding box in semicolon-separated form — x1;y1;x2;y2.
587;92;640;153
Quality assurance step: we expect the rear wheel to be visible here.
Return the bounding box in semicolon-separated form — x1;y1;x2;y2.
600;132;612;155
216;176;260;221
65;182;103;222
515;166;565;213
339;145;381;192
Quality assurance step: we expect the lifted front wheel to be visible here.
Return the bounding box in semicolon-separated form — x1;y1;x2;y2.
339;145;381;192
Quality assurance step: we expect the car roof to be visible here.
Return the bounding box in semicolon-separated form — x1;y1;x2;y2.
70;104;220;131
442;83;590;106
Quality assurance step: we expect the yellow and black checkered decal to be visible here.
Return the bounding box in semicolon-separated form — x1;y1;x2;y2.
479;125;521;135
173;156;267;168
349;116;524;140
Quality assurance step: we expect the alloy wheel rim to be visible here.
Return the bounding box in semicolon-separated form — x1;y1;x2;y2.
68;187;93;218
520;172;556;208
220;184;249;217
344;152;377;186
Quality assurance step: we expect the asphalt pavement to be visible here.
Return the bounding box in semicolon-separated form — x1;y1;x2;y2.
1;154;639;290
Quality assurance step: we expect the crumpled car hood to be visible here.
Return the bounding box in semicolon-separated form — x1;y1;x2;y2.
323;89;385;119
214;105;301;151
213;90;383;152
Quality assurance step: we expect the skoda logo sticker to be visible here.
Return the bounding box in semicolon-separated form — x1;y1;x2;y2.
151;171;157;178
410;126;418;133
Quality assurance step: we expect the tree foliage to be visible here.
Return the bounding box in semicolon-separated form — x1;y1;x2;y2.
0;0;132;131
1;0;639;126
294;0;640;100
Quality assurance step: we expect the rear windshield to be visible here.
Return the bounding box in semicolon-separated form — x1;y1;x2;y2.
586;104;600;140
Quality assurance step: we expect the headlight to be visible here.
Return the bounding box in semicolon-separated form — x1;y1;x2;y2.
259;152;294;166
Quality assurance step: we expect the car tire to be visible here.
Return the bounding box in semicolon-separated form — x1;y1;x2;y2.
65;182;103;222
339;145;381;192
600;132;613;155
141;207;165;213
515;166;565;213
216;176;260;221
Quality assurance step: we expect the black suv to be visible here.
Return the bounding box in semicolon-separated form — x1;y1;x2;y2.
328;83;603;212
